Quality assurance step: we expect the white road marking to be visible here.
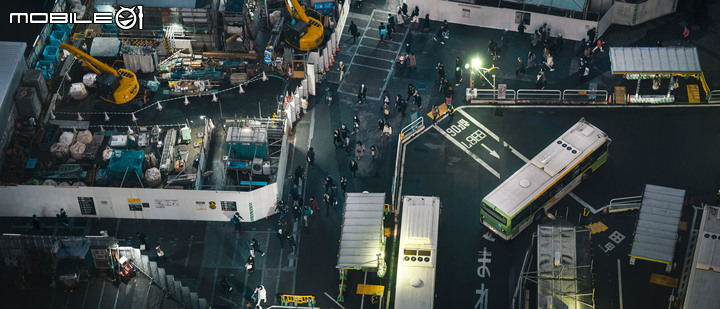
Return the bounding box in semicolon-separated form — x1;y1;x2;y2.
434;125;500;178
481;143;500;159
503;141;530;163
456;108;500;141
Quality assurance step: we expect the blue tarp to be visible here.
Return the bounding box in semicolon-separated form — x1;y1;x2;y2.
107;149;145;182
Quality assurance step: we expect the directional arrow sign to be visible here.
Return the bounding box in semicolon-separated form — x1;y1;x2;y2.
481;143;500;159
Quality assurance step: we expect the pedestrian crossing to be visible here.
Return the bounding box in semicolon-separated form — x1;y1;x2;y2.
336;10;410;100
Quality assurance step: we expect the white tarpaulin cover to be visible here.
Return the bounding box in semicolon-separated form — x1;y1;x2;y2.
336;192;385;269
630;184;685;264
610;47;702;74
89;37;121;58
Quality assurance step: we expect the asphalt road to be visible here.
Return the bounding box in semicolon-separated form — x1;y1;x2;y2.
396;105;720;308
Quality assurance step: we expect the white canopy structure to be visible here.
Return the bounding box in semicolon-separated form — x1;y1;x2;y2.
610;47;701;74
629;184;685;271
336;192;385;270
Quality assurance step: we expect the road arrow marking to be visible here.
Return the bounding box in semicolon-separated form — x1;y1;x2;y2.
481;143;500;159
435;126;500;179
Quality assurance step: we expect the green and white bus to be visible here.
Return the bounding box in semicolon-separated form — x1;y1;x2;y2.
481;118;610;240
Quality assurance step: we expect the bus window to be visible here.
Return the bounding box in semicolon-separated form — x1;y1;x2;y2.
481;202;507;225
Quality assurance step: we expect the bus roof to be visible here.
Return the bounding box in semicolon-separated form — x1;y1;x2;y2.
483;119;608;217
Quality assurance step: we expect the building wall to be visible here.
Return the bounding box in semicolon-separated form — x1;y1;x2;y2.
0;42;28;174
405;0;598;41
0;183;279;222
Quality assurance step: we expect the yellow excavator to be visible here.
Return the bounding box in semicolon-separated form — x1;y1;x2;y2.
284;0;324;50
59;43;139;104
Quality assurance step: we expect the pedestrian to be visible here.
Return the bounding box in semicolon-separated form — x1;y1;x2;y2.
545;54;554;71
378;119;385;132
370;145;377;161
309;195;320;213
431;104;439;125
245;301;253;309
517;22;526;34
290;184;300;209
408;52;417;71
413;92;422;109
323;193;333;216
445;85;454;108
536;72;546;89
231;212;244;232
455;57;463;86
399;98;407;117
448;105;455;121
32;214;41;231
387;14;395;39
220;276;233;294
355;141;365;160
383;90;390;106
411;6;419;22
136;232;148;250
253;285;267;305
407;83;415;101
592;37;604;53
344;137;352;156
340;124;349;140
349;160;359;177
527;51;536;69
293;200;302;221
680;26;690;44
245;255;255;274
423;14;431;32
378;22;386;42
488;40;498;61
436;62;445;82
56;208;69;227
349;21;360;43
294;164;304;181
587;27;597;44
333;129;342;148
324;175;334;193
331;183;338;200
516;57;525;76
532;29;541;47
250;238;265;257
156;243;165;260
652;74;661;91
340;176;348;193
286;233;296;252
357;83;367;103
306;147;315;166
353;115;360;134
276;218;287;245
302;205;312;233
383;102;391;120
382;123;393;137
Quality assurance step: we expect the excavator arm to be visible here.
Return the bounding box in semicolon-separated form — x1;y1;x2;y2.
283;0;324;50
59;43;139;104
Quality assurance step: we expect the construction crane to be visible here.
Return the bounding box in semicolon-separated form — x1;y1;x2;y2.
284;0;324;50
59;43;139;104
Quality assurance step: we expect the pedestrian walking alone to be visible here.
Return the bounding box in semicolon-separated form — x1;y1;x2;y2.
156;243;165;261
355;141;366;160
136;232;148;250
383;102;391;120
340;124;349;140
357;83;367;104
286;233;296;252
516;57;525;76
32;214;41;231
302;205;312;233
231;212;244;232
378;119;385;133
250;238;265;257
680;26;690;44
323;193;334;216
56;208;69;227
349;20;360;43
344;137;352;157
370;145;377;161
333;129;342;148
349;160;359;177
387;14;395;39
253;285;267;305
306;147;315;166
246;255;255;274
220;276;233;295
431;104;440;125
408;52;417;71
413;92;422;109
324;175;334;193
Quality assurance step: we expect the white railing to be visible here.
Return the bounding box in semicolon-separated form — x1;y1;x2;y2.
562;89;609;103
465;88;516;103
516;89;562;102
708;90;720;103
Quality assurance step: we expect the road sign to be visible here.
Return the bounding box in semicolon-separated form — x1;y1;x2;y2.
497;84;507;99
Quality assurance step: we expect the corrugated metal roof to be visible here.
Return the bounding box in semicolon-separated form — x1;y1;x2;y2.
610;47;702;74
0;41;27;116
630;184;685;264
336;192;385;269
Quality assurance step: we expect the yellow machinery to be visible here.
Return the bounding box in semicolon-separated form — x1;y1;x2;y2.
59;43;139;104
284;0;324;50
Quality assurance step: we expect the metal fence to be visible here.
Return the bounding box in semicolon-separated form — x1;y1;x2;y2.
516;89;562;102
562;89;609;103
465;88;517;103
708;90;720;103
467;88;610;104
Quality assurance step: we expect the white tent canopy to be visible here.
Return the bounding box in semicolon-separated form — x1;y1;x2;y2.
336;192;385;269
610;47;702;74
630;184;685;266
